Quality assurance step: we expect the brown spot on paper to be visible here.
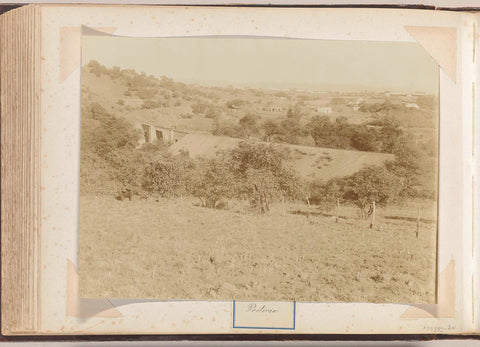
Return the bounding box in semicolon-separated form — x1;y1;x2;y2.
401;260;455;319
66;259;122;318
404;26;457;83
60;27;117;83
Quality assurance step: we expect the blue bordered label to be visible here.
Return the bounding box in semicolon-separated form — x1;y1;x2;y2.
232;300;296;330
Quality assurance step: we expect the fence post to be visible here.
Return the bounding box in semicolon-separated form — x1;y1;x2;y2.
336;198;339;223
306;198;311;219
370;201;376;229
416;205;420;238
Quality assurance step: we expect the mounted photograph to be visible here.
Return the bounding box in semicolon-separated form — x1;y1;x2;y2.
78;36;439;303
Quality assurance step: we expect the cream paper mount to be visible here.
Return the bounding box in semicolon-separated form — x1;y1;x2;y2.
33;6;472;334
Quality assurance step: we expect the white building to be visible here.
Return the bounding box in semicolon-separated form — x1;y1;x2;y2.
405;103;420;109
317;106;333;114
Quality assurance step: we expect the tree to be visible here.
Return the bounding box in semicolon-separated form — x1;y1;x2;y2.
279;118;307;144
88;102;109;121
82;102;140;158
86;60;106;77
141;99;163;109
188;157;237;208
238;113;260;138
286;101;306;119
243;168;279;213
385;136;437;199
213;123;243;138
107;147;154;190
377;117;404;153
204;104;220;119
306;116;351;149
338;165;402;219
306;115;332;146
89;116;141;158
191;101;208;115
141;153;194;197
359;100;401;114
262;119;283;142
80;101;162;194
228;142;301;213
350;125;379;152
417;95;436;109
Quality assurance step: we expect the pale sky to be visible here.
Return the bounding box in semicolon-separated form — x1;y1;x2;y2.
82;36;438;93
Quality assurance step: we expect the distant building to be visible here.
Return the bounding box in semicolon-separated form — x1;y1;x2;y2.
262;106;283;112
317;106;332;114
405;103;420;109
141;123;188;144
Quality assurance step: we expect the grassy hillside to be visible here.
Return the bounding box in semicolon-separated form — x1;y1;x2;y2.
170;133;394;181
79;195;436;303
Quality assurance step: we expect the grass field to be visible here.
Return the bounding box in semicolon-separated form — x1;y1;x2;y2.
79;195;437;303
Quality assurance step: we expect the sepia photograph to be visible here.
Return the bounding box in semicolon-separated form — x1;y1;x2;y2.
78;36;439;304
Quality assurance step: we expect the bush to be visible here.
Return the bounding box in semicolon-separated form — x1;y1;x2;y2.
137;87;157;100
205;105;220;119
213;124;243;138
238;114;259;137
80;101;162;194
226;99;245;109
141;153;194;197
306;116;352;149
385;137;437;199
141;99;163;109
286;102;306;119
191;101;207;115
359;101;401;114
82;103;140;158
87;60;107;77
308;180;341;212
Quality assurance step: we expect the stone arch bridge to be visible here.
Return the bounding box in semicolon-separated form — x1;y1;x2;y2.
141;123;188;144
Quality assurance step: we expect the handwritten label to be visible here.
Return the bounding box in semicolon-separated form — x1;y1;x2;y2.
233;301;295;330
